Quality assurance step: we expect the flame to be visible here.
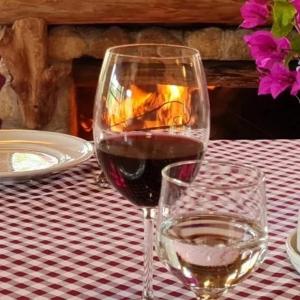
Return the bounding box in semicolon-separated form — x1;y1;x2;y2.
104;83;191;132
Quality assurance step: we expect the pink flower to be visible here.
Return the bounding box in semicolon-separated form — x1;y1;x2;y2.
296;14;300;28
240;0;269;29
291;0;300;12
244;31;291;69
241;0;300;99
291;1;300;30
258;63;298;98
291;71;300;95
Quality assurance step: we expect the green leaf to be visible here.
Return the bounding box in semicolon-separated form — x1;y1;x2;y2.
272;0;296;37
291;36;300;53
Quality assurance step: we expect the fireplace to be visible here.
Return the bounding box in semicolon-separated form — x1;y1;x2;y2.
73;57;300;141
0;1;300;139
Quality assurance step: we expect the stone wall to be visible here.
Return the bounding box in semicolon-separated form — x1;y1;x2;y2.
0;25;252;133
48;26;250;61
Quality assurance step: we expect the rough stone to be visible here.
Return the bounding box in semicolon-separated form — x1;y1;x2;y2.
48;25;251;61
83;26;130;59
135;27;182;45
0;59;23;128
0;57;73;133
185;28;224;60
48;26;87;61
222;29;250;60
0;80;72;133
44;77;73;133
0;85;23;129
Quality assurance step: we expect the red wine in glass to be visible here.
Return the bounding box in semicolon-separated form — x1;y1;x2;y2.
93;44;210;299
96;133;203;207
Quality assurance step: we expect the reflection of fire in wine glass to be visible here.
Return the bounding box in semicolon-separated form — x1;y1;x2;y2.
93;44;210;299
157;160;268;300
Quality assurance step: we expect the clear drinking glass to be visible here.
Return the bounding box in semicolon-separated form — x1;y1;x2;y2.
93;44;210;299
157;160;268;300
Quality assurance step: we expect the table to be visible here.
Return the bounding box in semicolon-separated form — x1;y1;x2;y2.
0;139;300;300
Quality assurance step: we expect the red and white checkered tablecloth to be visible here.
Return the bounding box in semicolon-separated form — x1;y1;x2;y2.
0;139;300;300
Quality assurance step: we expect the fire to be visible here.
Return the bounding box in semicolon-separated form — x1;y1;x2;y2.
104;83;191;132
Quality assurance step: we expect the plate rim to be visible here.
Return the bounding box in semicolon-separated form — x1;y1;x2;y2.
0;129;93;182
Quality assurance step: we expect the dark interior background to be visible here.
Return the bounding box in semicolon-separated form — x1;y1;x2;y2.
75;77;300;141
209;88;300;140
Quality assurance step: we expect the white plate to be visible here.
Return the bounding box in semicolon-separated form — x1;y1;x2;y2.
0;129;93;182
286;229;300;274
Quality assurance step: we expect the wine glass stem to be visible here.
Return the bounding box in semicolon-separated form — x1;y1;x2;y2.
142;207;156;300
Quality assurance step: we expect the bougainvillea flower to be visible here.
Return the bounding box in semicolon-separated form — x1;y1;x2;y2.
291;0;300;12
244;31;291;69
240;0;269;28
291;71;300;95
291;0;300;30
295;13;300;29
258;63;296;98
258;74;273;95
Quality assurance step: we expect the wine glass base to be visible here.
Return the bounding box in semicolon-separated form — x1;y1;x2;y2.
191;286;228;300
95;172;110;189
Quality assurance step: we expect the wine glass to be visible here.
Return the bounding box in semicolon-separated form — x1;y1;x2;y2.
157;160;268;299
93;44;210;299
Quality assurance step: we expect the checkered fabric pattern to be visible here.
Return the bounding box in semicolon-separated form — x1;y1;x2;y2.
0;139;300;300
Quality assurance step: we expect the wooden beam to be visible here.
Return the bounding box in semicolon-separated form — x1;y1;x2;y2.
72;58;258;88
0;18;71;129
204;61;258;88
0;0;243;25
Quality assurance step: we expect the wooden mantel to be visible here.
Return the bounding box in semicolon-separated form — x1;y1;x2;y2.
0;0;243;25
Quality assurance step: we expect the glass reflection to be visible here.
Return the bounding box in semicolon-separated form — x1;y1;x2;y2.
11;152;58;172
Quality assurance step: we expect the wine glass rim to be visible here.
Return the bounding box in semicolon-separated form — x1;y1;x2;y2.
106;43;201;60
162;159;265;190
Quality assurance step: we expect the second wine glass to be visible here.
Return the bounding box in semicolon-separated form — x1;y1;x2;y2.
93;43;210;299
157;160;268;299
